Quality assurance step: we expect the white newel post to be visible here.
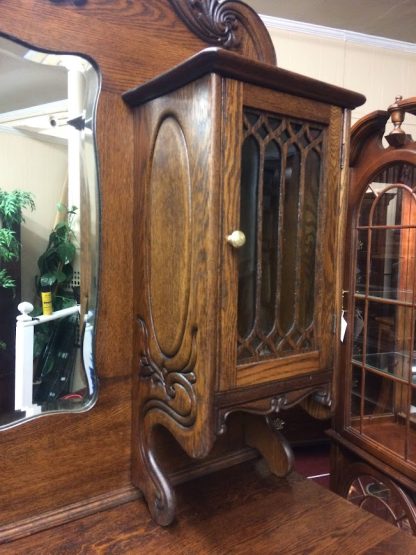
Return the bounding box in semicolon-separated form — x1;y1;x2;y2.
14;302;41;416
15;302;81;416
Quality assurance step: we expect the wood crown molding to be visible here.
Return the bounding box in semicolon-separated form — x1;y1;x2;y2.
168;0;276;65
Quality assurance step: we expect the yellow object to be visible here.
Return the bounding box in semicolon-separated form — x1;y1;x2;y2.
41;291;53;316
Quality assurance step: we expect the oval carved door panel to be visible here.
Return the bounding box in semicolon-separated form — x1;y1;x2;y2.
149;116;192;357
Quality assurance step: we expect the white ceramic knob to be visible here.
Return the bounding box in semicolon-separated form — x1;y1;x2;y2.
226;230;246;249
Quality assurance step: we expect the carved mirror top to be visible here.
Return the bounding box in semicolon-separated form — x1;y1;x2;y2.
47;0;276;65
168;0;277;65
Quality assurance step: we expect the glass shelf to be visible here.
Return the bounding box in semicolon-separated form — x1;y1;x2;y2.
351;352;416;383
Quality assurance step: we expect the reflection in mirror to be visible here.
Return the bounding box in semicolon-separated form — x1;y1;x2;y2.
0;36;100;427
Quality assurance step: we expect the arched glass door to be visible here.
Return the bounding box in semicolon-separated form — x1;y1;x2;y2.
349;163;416;465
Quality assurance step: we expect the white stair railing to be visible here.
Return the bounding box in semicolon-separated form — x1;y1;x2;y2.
15;301;80;416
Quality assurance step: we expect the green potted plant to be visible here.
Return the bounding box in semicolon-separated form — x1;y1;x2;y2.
33;203;80;404
36;203;78;311
0;188;35;350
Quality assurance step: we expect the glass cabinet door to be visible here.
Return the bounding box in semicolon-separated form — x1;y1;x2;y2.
349;163;416;465
237;107;324;365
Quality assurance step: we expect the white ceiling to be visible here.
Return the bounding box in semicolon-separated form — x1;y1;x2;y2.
0;38;67;114
246;0;416;44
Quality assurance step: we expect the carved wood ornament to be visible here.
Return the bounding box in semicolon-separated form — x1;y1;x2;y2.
138;319;197;429
169;0;277;64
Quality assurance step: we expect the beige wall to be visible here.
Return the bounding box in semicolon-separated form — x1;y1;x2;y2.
0;130;67;303
265;24;416;134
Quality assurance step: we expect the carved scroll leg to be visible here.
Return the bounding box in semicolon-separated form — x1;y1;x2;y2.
244;414;294;477
132;415;176;526
300;388;332;421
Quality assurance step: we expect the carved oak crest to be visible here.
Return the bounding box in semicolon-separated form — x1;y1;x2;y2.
171;0;241;49
169;0;276;64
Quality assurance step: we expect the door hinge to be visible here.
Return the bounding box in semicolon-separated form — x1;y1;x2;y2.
340;109;350;170
342;289;349;311
340;142;346;169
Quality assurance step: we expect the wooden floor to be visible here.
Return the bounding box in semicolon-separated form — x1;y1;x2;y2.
2;460;416;554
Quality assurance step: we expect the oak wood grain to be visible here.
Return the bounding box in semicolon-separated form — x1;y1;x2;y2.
4;460;416;554
236;351;321;387
243;82;332;123
245;414;294;477
130;75;224;524
217;78;244;391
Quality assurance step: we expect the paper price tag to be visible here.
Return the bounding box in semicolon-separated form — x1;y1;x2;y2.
340;311;347;342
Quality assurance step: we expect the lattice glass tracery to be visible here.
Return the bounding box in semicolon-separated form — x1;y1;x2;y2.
237;108;325;364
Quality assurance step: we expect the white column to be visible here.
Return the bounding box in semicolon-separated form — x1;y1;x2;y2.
14;302;41;416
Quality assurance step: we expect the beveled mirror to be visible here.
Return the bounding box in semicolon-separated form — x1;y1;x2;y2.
0;35;100;427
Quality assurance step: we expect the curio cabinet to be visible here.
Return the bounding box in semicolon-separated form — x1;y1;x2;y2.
330;96;416;534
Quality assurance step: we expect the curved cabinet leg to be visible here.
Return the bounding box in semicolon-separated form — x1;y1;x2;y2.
300;388;332;420
132;417;176;527
244;414;294;477
132;319;201;526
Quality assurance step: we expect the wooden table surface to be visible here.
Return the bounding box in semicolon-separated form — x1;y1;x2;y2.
2;460;416;554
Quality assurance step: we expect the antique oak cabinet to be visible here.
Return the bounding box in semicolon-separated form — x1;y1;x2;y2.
0;0;366;540
330;97;416;534
124;43;364;523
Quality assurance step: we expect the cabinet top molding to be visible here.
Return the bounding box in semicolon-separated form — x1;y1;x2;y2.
168;0;276;65
123;47;366;110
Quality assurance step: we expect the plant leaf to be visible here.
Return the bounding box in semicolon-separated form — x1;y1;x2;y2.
57;242;76;264
54;270;68;284
40;273;57;287
0;268;15;289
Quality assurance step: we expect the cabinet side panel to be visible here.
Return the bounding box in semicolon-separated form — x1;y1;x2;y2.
132;75;221;470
